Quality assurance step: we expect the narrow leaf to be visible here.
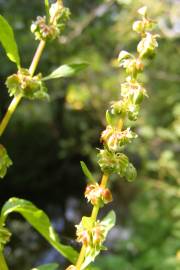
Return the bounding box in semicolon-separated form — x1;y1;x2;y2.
32;263;59;270
0;15;20;67
43;63;88;81
80;161;95;183
1;198;78;263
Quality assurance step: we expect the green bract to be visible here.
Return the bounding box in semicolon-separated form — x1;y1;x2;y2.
0;145;12;179
6;69;49;100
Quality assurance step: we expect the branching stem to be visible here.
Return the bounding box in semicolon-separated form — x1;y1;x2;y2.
0;40;46;137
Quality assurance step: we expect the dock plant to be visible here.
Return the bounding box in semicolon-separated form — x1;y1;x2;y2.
0;2;159;270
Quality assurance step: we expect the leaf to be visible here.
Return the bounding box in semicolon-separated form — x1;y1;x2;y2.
32;263;59;270
81;211;116;269
0;15;20;67
43;63;88;81
1;198;78;263
44;0;50;20
80;161;96;184
101;210;116;231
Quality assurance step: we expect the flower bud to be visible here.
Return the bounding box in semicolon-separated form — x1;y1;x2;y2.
137;33;159;59
138;6;147;17
133;20;144;34
66;265;77;270
101;188;113;204
118;50;132;62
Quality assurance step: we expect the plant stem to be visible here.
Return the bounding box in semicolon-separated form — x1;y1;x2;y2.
29;40;46;76
0;251;8;270
75;245;86;270
75;174;109;270
0;40;46;137
0;94;22;136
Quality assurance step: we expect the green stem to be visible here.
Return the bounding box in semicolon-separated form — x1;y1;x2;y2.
29;40;46;76
0;94;22;136
0;40;46;137
0;250;8;270
75;174;109;270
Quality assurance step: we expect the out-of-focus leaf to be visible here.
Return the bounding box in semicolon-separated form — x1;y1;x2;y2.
43;63;88;81
1;198;78;263
80;161;96;183
0;15;20;67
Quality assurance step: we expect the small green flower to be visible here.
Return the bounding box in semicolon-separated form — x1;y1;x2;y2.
0;145;12;179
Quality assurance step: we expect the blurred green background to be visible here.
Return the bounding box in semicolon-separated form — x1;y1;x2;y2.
0;0;180;269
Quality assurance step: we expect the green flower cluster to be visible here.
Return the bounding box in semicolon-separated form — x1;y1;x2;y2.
85;183;112;206
31;1;70;41
98;150;136;182
76;219;106;248
0;145;12;179
98;6;159;181
6;69;49;100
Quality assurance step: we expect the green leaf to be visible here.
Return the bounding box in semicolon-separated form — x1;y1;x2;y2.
43;63;88;81
1;198;78;263
0;15;20;67
81;211;116;269
44;0;50;20
80;161;96;183
101;210;116;231
32;263;59;270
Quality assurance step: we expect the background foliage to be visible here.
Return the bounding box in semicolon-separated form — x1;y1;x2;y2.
0;0;179;269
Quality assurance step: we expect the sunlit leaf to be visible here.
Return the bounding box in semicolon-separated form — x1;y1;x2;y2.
1;198;78;263
43;63;88;81
0;15;20;67
80;161;96;183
